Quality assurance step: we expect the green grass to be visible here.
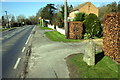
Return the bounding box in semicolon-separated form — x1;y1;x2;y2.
66;53;119;78
45;31;81;42
40;26;53;30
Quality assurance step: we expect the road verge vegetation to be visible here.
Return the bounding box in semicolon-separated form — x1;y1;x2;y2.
45;31;81;42
40;26;53;30
65;53;119;78
0;27;16;31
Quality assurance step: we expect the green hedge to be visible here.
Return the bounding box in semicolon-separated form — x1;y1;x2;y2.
83;13;102;39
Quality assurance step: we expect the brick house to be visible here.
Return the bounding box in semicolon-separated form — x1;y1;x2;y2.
69;2;99;20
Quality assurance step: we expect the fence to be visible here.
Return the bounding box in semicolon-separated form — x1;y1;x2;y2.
103;12;120;63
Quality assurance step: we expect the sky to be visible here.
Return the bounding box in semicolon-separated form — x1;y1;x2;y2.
1;0;120;19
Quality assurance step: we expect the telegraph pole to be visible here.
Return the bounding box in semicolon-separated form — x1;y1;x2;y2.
64;0;68;39
5;11;9;28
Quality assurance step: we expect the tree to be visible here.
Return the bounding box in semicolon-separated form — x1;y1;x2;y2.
118;1;120;12
36;8;43;23
99;1;118;21
59;5;73;20
10;16;15;27
52;12;64;28
83;13;102;38
68;5;73;13
24;19;31;25
17;15;26;26
2;16;7;28
108;2;117;12
36;4;73;27
28;16;38;25
36;8;43;18
39;4;56;22
17;15;25;23
52;4;73;28
73;13;86;21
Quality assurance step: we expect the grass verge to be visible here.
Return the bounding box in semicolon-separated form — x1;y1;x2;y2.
45;31;81;42
0;27;18;31
0;28;11;31
40;26;53;30
66;53;119;78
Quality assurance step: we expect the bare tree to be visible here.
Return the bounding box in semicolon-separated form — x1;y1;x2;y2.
10;16;15;27
17;15;26;26
2;16;7;28
29;16;38;25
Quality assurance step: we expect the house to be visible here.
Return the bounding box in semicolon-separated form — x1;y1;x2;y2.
69;2;99;20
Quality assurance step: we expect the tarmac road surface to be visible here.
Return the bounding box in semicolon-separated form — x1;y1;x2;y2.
1;25;34;78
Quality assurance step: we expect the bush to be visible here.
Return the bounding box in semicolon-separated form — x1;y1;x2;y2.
73;13;86;21
83;13;102;39
58;22;64;28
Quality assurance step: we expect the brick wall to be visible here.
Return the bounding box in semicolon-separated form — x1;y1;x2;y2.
79;2;98;16
69;2;99;19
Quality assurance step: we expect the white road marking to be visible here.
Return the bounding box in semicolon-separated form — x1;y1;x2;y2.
14;58;21;69
25;26;35;45
25;34;31;44
22;47;25;52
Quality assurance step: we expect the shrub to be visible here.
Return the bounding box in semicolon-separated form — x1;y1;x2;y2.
83;13;102;38
58;19;64;28
73;13;86;21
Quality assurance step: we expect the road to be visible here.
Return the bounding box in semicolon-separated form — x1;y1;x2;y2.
1;25;34;78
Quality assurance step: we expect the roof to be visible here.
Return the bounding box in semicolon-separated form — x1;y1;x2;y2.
73;2;92;11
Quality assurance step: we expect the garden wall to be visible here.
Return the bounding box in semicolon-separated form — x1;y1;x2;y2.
103;12;120;63
47;24;55;29
47;24;65;35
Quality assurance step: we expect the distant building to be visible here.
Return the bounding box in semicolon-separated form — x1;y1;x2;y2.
69;2;99;20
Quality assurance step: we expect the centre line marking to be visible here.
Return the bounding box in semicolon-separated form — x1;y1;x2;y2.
14;58;21;69
22;47;25;52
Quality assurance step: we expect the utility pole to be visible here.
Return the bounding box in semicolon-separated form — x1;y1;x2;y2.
5;11;9;28
64;0;68;39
